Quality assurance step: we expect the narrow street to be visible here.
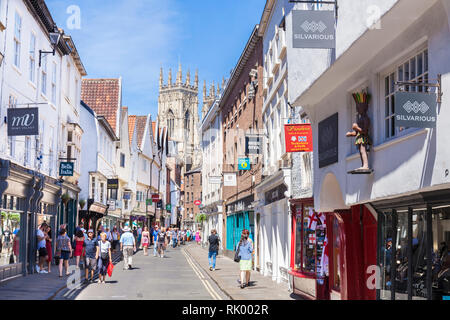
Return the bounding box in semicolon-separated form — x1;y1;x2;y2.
52;244;229;300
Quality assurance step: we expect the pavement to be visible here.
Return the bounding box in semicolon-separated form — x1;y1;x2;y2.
0;242;299;300
184;243;300;300
0;249;122;300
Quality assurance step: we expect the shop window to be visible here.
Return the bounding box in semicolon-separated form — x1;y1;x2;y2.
0;198;23;268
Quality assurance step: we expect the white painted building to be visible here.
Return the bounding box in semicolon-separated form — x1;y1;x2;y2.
292;0;450;300
201;97;224;249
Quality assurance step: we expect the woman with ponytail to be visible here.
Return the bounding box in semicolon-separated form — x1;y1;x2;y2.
237;229;253;289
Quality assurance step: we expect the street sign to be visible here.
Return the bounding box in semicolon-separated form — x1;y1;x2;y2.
394;92;437;128
146;199;153;205
318;113;338;168
166;204;172;211
284;124;313;152
194;200;202;206
107;200;116;211
59;162;74;176
151;194;160;201
7;107;39;136
292;10;336;49
238;158;251;171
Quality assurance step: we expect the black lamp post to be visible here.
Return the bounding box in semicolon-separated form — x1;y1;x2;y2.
39;25;61;67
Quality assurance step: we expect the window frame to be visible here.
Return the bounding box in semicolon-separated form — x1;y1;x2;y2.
13;11;22;68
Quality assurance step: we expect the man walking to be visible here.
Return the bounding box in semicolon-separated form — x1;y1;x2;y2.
36;223;48;273
84;230;97;282
152;226;160;257
207;229;220;271
120;226;136;270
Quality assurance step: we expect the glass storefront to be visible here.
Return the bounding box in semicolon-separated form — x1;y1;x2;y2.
0;195;23;267
378;205;450;300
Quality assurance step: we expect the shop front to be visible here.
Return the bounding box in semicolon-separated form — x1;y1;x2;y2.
78;199;107;234
289;198;329;300
372;189;450;301
225;195;255;258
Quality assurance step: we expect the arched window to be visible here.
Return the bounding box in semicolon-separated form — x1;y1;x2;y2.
167;109;175;138
184;110;190;132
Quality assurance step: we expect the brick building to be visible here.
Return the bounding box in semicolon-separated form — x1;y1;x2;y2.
220;26;263;257
183;167;202;231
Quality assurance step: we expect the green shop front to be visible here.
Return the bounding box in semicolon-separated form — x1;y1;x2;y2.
225;195;255;258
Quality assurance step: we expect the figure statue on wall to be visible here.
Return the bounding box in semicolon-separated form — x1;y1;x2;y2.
346;92;373;174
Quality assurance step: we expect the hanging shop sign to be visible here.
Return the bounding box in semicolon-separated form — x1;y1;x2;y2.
123;192;131;200
166;204;172;211
151;194;160;201
284;124;313;152
245;136;262;155
238;158;251;171
265;184;287;204
107;200;116;211
394;92;437;128
209;176;222;185
146;199;153;205
107;179;119;189
318;113;338;168
223;173;237;187
59;162;74;176
194;200;202;206
156;201;162;209
7;107;39;136
292;10;336;49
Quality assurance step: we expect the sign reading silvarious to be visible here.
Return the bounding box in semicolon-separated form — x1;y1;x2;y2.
292;10;336;49
284;124;313;152
394;92;437;128
318;113;338;168
7;108;39;136
59;162;74;176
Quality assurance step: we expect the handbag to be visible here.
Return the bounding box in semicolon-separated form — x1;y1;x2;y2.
107;261;114;277
234;243;241;263
99;241;109;260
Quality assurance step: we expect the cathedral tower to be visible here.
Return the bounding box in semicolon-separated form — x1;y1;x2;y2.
158;64;201;173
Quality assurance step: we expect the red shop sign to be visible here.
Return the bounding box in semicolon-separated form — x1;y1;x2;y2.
284;124;313;152
194;200;202;206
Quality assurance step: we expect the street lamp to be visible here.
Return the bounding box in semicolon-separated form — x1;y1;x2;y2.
39;25;61;67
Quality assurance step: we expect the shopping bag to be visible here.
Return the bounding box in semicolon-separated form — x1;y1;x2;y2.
107;262;114;277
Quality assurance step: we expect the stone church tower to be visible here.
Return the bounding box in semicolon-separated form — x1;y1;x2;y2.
157;64;201;173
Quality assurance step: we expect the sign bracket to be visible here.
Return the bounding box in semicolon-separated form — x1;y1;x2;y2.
289;0;338;20
395;74;442;104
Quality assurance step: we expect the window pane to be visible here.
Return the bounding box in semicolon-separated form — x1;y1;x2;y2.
424;50;428;72
303;206;315;273
380;213;393;300
385;77;389;96
385;119;390;139
398;66;403;82
418;53;423;76
395;213;409;300
411;210;428;300
432;207;450;300
390;73;395;93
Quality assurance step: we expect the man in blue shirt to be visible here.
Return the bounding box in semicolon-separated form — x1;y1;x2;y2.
152;225;160;257
120;226;136;270
84;230;97;282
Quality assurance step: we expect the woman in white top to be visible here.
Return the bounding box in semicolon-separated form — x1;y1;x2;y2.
96;232;112;284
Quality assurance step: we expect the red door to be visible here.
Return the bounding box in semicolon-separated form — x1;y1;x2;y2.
362;206;377;300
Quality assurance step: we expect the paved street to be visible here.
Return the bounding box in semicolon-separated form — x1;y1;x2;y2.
53;244;229;300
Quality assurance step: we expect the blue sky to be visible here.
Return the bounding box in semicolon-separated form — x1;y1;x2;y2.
46;0;265;118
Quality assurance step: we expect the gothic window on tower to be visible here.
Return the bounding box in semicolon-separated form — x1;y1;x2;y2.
168;110;174;138
185;110;190;133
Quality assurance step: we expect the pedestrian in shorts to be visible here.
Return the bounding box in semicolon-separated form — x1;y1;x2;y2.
55;228;72;277
157;228;167;258
120;226;136;270
36;223;49;274
84;230;97;282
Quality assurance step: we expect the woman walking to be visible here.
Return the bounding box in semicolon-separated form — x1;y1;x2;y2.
74;229;85;269
111;227;119;252
55;228;72;278
141;226;150;256
96;232;112;284
195;230;201;245
237;229;253;289
157;227;166;258
45;226;52;273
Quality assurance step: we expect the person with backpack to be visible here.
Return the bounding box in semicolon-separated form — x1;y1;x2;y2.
157;227;167;258
207;229;220;271
236;229;253;289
